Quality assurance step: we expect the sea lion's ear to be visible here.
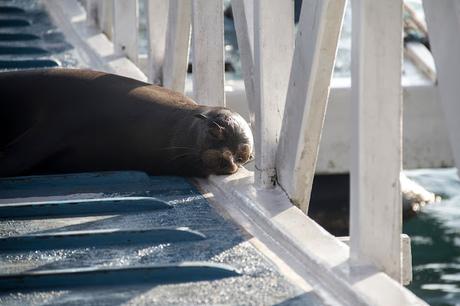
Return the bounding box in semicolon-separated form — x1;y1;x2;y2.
194;113;208;120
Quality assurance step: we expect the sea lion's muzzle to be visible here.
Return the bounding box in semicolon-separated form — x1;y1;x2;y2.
202;148;239;175
201;142;254;175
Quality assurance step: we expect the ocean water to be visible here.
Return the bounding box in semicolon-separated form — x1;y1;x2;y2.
405;169;460;306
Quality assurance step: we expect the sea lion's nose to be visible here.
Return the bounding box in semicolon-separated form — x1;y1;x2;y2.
222;150;233;161
240;143;251;154
222;150;238;173
222;150;235;165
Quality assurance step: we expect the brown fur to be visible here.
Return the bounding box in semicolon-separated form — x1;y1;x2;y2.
0;68;253;177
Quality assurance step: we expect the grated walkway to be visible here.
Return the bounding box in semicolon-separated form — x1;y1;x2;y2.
0;172;323;305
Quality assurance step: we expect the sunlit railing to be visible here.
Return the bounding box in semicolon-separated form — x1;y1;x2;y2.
82;0;406;283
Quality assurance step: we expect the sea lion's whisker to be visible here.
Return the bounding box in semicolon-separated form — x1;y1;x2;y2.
242;156;255;166
155;146;198;152
170;153;197;162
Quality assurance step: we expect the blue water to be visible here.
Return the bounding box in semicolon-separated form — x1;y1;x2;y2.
404;169;460;306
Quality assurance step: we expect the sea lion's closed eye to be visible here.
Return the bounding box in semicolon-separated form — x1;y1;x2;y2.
209;121;225;139
194;113;226;140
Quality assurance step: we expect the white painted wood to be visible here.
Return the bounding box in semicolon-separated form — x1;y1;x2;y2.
185;79;452;173
191;0;225;106
85;0;98;25
95;1;104;29
232;0;256;126
350;0;403;282
404;2;427;36
405;42;436;82
45;0;146;81
242;0;254;55
314;82;453;173
337;234;412;286
113;0;139;64
401;234;413;286
423;0;460;178
253;0;294;187
276;0;346;212
196;169;427;306
162;0;191;93
100;0;113;40
146;0;169;84
85;0;113;40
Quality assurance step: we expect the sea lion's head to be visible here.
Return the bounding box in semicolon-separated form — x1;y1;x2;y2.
194;107;254;176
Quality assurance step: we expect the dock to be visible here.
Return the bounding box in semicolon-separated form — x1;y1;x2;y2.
2;0;457;304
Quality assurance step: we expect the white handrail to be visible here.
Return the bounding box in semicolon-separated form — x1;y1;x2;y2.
99;0;113;40
350;0;403;282
191;0;225;106
423;0;460;178
146;0;168;84
276;0;347;212
162;0;191;93
231;0;256;126
84;0;406;282
113;0;139;64
253;0;294;187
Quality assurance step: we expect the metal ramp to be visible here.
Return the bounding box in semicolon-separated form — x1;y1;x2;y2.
0;0;76;71
0;171;321;305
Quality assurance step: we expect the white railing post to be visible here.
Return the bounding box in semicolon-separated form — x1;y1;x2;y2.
253;0;294;187
162;0;191;93
146;0;169;84
192;0;225;106
350;0;403;281
423;1;460;178
147;0;169;84
86;0;113;39
276;0;346;212
85;0;98;25
99;0;113;40
232;0;256;126
113;0;139;64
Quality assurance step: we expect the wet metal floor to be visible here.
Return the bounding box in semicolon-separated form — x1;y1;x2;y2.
0;172;323;305
0;0;81;71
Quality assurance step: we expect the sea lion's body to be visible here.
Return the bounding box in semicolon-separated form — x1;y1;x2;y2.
0;69;253;177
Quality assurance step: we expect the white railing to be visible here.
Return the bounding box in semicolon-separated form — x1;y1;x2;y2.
83;0;406;284
350;0;403;282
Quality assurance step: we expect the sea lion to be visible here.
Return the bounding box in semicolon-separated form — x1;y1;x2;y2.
0;68;254;177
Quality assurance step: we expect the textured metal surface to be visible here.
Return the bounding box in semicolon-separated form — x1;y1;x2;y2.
0;171;152;198
0;19;30;27
0;196;171;219
0;171;323;305
0;59;58;68
0;227;205;251
0;6;25;14
0;46;48;54
0;33;38;40
0;262;239;291
0;0;80;71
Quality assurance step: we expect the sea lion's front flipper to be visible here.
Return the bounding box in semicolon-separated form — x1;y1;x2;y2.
0;125;63;177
